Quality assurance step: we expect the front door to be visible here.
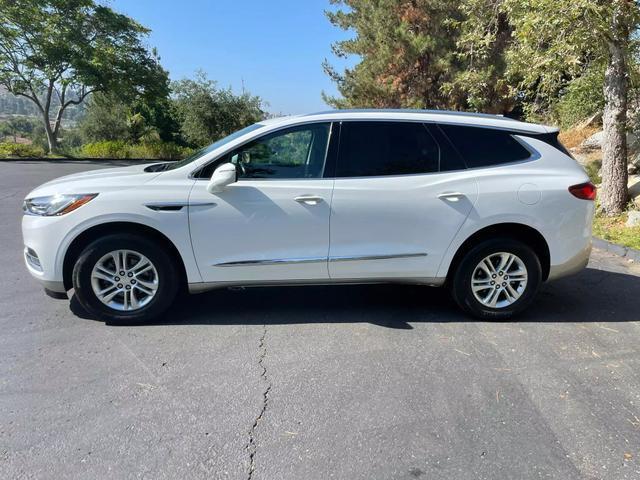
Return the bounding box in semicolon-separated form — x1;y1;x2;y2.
328;121;478;281
189;122;334;283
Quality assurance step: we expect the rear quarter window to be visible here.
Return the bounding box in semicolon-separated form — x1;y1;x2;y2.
439;124;532;168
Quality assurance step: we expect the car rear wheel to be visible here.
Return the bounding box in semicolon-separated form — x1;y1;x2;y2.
451;238;542;320
72;234;179;324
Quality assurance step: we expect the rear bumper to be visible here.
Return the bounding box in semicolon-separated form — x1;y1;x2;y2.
547;241;591;281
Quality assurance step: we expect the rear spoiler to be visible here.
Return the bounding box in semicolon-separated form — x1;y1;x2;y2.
519;129;574;159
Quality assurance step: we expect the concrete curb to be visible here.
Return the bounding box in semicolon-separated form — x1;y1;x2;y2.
593;237;640;262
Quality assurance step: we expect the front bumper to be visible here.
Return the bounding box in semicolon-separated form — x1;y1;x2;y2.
22;214;69;293
23;246;67;293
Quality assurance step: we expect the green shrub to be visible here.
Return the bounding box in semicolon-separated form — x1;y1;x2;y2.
0;142;46;158
128;142;193;160
81;140;131;158
81;140;192;159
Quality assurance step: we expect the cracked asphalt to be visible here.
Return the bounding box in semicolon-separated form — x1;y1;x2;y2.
1;161;640;480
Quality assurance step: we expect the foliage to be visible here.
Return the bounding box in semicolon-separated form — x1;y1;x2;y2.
80;89;180;145
0;0;170;152
81;140;131;158
58;128;84;153
79;93;130;142
172;72;265;147
323;0;639;120
443;0;516;113
80;140;191;159
130;85;180;143
498;0;636;120
552;66;605;129
323;0;465;109
127;142;192;160
0;141;44;157
0;116;35;141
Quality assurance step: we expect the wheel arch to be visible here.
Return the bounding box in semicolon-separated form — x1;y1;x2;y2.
445;223;551;283
62;221;188;291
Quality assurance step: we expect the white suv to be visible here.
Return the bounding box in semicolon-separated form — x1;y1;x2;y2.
22;110;595;323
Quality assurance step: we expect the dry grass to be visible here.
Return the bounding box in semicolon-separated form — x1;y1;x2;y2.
559;125;600;150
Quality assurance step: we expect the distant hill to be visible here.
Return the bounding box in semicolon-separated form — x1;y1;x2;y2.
0;86;86;125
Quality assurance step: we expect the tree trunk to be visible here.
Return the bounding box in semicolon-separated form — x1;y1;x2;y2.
41;80;57;155
600;22;629;215
42;118;58;154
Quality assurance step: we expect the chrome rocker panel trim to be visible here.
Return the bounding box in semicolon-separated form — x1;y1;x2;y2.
194;252;434;293
214;252;427;267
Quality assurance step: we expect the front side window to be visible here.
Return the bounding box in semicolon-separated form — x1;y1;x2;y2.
439;124;532;168
336;121;439;177
231;123;331;179
166;123;264;172
197;123;331;179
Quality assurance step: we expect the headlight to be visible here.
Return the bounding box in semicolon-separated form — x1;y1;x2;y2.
23;193;98;216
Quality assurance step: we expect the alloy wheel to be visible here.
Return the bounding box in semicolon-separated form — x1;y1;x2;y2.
471;252;528;309
90;249;159;311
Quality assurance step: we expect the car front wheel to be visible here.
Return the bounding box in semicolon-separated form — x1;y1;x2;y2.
451;238;542;320
72;234;180;324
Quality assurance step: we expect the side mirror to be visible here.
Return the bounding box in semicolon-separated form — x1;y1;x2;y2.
207;162;237;194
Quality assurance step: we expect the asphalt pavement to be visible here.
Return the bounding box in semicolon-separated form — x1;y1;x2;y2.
1;161;639;480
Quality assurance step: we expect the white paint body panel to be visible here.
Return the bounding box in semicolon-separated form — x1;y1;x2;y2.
188;179;333;282
329;173;478;279
21;110;593;296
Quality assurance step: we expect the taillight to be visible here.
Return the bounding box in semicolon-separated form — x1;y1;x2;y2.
569;182;597;201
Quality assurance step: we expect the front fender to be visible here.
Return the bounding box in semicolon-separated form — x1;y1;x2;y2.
54;211;203;284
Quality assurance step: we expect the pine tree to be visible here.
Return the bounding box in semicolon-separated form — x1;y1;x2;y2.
323;0;464;109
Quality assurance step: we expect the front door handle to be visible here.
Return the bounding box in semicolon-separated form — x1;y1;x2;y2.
437;192;465;202
294;195;324;206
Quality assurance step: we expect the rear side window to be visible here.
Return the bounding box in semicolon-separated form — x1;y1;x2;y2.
336;121;439;177
439;124;531;168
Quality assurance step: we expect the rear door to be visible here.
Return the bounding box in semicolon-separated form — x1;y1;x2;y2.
328;121;478;280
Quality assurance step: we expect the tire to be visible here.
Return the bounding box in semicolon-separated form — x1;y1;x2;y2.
72;233;180;324
450;238;542;320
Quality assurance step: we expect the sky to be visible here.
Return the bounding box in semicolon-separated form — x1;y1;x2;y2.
108;0;356;115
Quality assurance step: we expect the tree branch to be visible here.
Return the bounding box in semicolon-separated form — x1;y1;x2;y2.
52;87;98;137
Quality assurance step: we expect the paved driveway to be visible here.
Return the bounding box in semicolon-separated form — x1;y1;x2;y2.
1;161;639;480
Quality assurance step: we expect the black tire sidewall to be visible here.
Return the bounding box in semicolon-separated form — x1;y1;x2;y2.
452;238;542;320
72;234;179;324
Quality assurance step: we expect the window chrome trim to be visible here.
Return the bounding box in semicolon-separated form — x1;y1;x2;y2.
214;252;427;267
190;119;543;181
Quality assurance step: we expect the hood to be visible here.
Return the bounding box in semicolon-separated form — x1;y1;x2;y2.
26;163;161;198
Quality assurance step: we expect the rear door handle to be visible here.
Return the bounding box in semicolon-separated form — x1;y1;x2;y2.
437;192;465;202
294;195;324;206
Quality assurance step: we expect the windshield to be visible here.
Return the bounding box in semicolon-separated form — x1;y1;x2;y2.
164;123;265;171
